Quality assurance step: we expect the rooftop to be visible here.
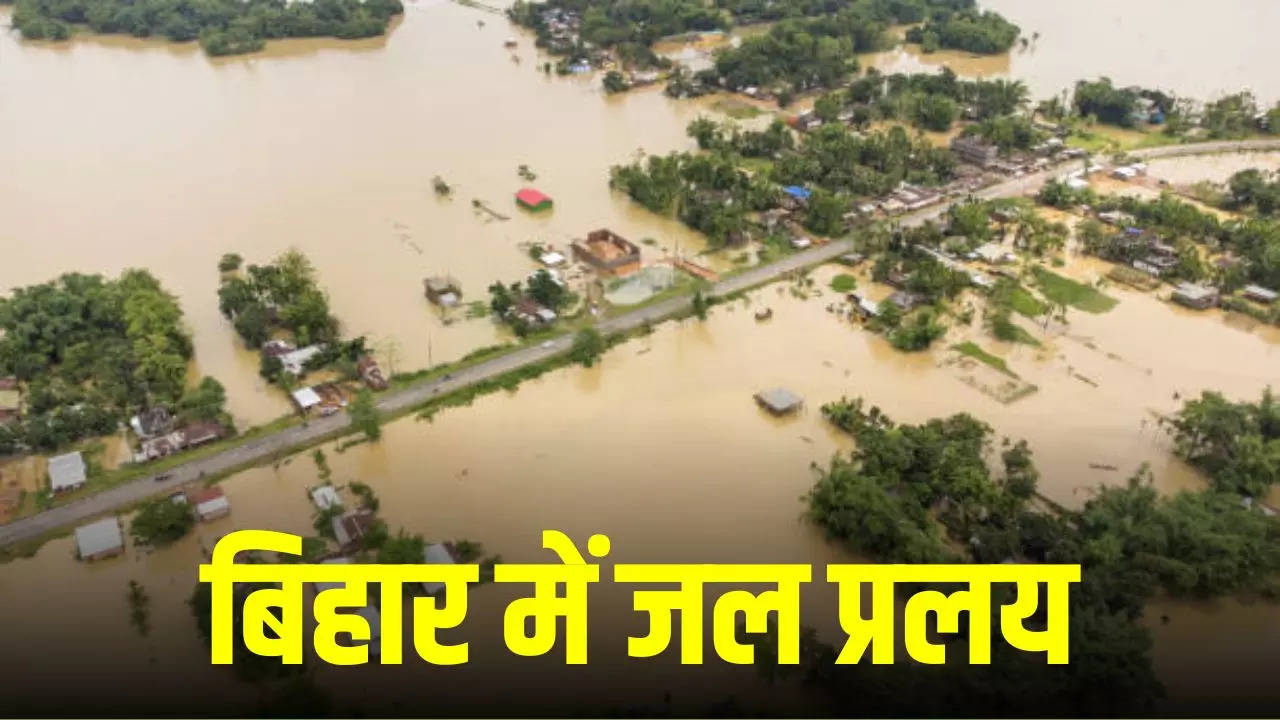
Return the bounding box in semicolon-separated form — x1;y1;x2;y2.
75;517;123;559
782;185;812;200
48;451;86;492
311;485;343;510
754;387;803;415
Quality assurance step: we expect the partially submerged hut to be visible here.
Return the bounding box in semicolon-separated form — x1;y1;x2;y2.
754;387;803;416
515;187;553;211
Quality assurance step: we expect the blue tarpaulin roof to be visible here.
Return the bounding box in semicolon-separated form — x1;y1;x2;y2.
782;185;811;200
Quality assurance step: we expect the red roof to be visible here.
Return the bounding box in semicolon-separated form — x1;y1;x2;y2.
515;188;551;206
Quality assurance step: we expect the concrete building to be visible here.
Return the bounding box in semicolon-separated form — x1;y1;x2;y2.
571;229;642;277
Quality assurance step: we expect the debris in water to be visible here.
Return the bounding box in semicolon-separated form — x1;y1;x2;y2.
433;176;452;196
1072;373;1098;387
799;436;813;444
1088;463;1119;471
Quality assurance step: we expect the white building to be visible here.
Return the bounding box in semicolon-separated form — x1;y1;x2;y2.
291;387;322;412
280;345;324;376
48;451;86;493
311;485;343;510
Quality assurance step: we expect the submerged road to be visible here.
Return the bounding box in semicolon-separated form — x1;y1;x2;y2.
3;139;1278;549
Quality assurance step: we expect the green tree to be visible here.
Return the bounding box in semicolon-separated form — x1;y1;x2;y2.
348;389;381;441
218;253;243;273
178;376;229;424
569;327;606;368
130;498;196;546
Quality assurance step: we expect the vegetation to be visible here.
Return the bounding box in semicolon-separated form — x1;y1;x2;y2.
217;253;243;273
795;398;1280;715
951;341;1015;377
130;496;196;546
10;0;404;55
488;270;578;335
1225;168;1280;216
568;327;605;367
888;309;945;352
829;273;857;293
347;389;381;441
1030;267;1117;313
905;8;1019;54
126;580;151;637
844;70;1031;132
0;269;211;455
962;113;1044;152
218;249;339;350
1166;388;1280;498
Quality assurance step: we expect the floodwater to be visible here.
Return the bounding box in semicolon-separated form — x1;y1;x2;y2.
2;261;1279;714
865;0;1280;105
0;0;722;428
4;0;1280;715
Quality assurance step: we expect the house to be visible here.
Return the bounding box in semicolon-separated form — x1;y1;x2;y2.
332;510;377;547
1133;254;1177;277
1097;210;1134;226
262;339;296;358
754;387;803;416
891;185;942;211
538;250;567;267
969;271;995;289
192;486;231;521
183;421;225;447
311;485;343;510
357;356;388;391
292;387;322;413
515;187;553;211
851;294;880;319
423;276;461;307
129;406;173;438
48;451;86;493
314;558;382;655
421;543;457;594
571;229;642;277
280;345;324;376
0;377;19;425
137;430;187;462
1064;177;1090;191
790;236;813;250
838;253;866;267
75;517;124;561
781;185;812;207
886;291;923;311
1111;166;1139;181
1172;282;1219;310
950;136;999;167
975;243;1016;265
293;384;348;416
510;297;558;326
1241;284;1279;304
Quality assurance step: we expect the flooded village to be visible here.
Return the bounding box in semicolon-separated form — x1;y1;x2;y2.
2;0;1280;716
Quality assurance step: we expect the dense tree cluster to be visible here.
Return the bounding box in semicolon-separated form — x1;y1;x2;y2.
0;270;213;454
904;7;1020;54
1166;388;1280;498
10;0;403;55
1225;168;1280;216
774;123;957;196
711;10;887;92
130;496;197;546
795;398;1280;715
509;0;721;55
487;269;579;335
217;249;340;350
836;69;1030;133
961;113;1044;151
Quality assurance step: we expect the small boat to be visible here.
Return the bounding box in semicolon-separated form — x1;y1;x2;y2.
754;307;773;321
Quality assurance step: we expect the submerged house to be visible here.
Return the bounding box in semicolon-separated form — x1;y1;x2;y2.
192;486;231;522
75;517;124;561
357;356;388;390
754;387;803;416
515;187;553;211
571;229;641;277
424;276;461;307
1172;282;1219;310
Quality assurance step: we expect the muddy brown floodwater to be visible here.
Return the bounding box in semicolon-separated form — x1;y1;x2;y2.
3;0;1280;715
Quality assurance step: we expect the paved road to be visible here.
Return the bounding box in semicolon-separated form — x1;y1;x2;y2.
4;139;1278;549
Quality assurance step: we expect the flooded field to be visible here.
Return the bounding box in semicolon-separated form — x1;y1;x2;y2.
869;0;1280;105
2;257;1279;713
